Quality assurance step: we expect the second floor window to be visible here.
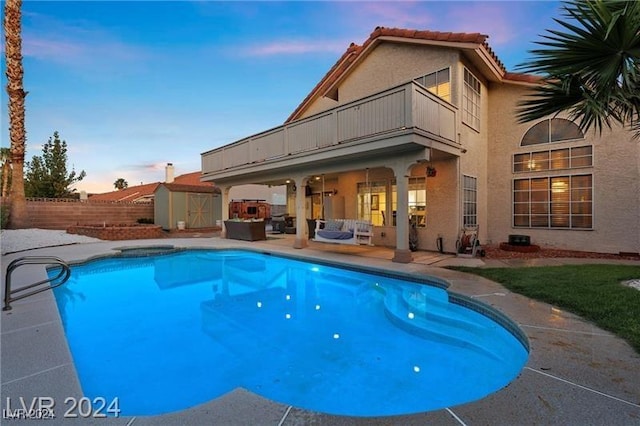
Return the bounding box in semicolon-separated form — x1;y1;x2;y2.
415;68;451;102
513;146;593;173
463;68;481;131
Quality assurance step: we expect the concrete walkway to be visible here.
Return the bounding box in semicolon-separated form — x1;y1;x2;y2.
2;235;639;425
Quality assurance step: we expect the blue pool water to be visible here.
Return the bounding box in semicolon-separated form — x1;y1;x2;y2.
53;249;528;417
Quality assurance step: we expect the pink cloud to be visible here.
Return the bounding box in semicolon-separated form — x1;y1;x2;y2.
321;1;437;40
445;3;533;46
350;1;435;29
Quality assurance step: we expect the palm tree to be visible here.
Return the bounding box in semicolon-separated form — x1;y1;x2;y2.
4;0;29;228
113;178;128;190
0;147;11;197
516;0;640;138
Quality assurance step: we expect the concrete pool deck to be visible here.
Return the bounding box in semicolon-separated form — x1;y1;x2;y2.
1;235;639;425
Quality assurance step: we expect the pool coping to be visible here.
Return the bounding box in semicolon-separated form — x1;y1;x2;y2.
2;237;640;425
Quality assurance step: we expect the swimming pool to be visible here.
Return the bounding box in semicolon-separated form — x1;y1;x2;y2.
53;249;528;417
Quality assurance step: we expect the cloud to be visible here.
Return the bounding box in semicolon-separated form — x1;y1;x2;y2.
238;39;349;57
347;1;435;30
20;10;155;75
232;1;434;59
23;34;152;70
126;162;169;172
445;2;549;47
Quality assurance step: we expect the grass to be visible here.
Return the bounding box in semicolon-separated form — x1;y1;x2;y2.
448;264;640;353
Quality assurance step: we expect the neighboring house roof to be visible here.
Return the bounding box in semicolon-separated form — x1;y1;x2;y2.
89;172;213;202
286;26;539;123
171;171;209;186
89;182;161;203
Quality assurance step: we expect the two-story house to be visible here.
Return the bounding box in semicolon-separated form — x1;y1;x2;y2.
201;27;640;262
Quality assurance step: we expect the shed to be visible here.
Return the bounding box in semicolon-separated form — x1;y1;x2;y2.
154;183;222;230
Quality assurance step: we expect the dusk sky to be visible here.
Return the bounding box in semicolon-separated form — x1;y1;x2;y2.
1;0;562;194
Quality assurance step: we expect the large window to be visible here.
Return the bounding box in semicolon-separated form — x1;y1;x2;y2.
513;146;592;173
463;68;481;130
513;175;592;229
415;68;451;102
463;175;477;226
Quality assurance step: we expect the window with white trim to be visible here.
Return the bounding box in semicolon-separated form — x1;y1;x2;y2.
463;175;477;226
463;68;481;130
513;175;592;229
415;68;451;102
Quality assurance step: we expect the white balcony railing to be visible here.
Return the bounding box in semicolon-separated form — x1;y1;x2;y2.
202;81;457;174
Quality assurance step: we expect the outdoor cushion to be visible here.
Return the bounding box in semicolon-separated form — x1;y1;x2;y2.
324;220;343;231
317;230;354;240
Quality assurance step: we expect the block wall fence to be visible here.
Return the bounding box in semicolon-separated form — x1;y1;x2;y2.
1;198;155;230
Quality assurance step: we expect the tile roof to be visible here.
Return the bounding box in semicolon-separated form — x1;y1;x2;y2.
173;171;210;186
503;72;543;84
89;171;214;202
286;26;536;122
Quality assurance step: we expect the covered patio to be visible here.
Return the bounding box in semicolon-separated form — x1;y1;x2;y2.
201;81;463;262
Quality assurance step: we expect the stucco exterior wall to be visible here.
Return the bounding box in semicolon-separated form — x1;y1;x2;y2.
418;159;459;252
339;43;460;106
301;97;338;119
487;83;640;254
299;42;460;120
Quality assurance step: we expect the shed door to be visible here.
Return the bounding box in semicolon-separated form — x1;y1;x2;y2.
187;194;213;228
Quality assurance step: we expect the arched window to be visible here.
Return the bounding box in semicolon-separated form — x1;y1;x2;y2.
514;118;592;230
521;118;584;146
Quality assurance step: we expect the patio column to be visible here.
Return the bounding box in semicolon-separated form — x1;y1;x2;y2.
220;186;230;239
392;168;412;263
293;176;308;249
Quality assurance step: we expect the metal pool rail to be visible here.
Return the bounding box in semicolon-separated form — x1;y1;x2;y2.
3;256;71;311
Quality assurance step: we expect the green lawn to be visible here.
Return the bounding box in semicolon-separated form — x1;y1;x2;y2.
448;265;640;353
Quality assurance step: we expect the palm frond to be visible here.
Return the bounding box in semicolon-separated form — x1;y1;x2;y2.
516;0;640;139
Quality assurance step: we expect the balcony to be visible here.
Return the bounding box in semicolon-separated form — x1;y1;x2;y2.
201;81;458;183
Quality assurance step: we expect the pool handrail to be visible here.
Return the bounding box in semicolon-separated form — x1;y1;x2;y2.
3;256;71;311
